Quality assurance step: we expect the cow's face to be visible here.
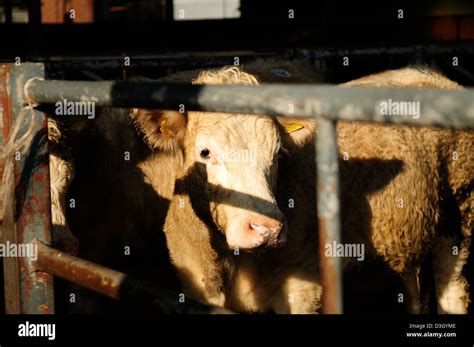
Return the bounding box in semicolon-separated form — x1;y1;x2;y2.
131;66;315;251
188;112;286;250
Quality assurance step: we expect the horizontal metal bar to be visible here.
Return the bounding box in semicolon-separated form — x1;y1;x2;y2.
26;79;474;129
297;44;474;60
36;45;474;71
35;242;124;300
40;52;291;71
35;242;232;314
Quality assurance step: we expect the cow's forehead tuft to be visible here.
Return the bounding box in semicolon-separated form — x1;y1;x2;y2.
192;66;259;85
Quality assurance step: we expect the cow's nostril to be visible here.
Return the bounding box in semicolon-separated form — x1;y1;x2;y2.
249;220;283;235
250;222;270;236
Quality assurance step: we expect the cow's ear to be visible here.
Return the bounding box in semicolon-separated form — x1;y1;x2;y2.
277;117;316;150
131;109;187;152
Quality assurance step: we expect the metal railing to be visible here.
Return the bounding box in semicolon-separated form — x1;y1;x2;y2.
25;79;474;128
2;62;474;314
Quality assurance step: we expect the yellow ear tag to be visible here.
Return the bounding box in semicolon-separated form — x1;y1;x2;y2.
285;122;304;134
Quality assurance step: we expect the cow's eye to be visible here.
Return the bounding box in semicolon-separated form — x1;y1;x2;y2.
200;148;211;159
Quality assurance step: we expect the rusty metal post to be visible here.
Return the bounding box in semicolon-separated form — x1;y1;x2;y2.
35;241;126;300
35;242;232;314
316;118;343;314
0;63;54;314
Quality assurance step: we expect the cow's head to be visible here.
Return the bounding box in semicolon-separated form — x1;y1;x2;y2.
132;67;315;251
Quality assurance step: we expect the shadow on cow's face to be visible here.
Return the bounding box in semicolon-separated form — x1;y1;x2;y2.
188;113;287;251
131;107;316;251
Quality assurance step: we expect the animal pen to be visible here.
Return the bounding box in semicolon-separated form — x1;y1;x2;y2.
1;54;474;315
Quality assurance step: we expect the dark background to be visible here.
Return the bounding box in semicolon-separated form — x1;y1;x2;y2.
0;0;472;85
0;0;473;315
0;0;473;55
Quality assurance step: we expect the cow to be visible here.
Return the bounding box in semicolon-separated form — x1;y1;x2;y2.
341;68;472;314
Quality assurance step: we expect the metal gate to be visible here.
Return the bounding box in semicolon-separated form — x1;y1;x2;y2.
1;61;473;314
